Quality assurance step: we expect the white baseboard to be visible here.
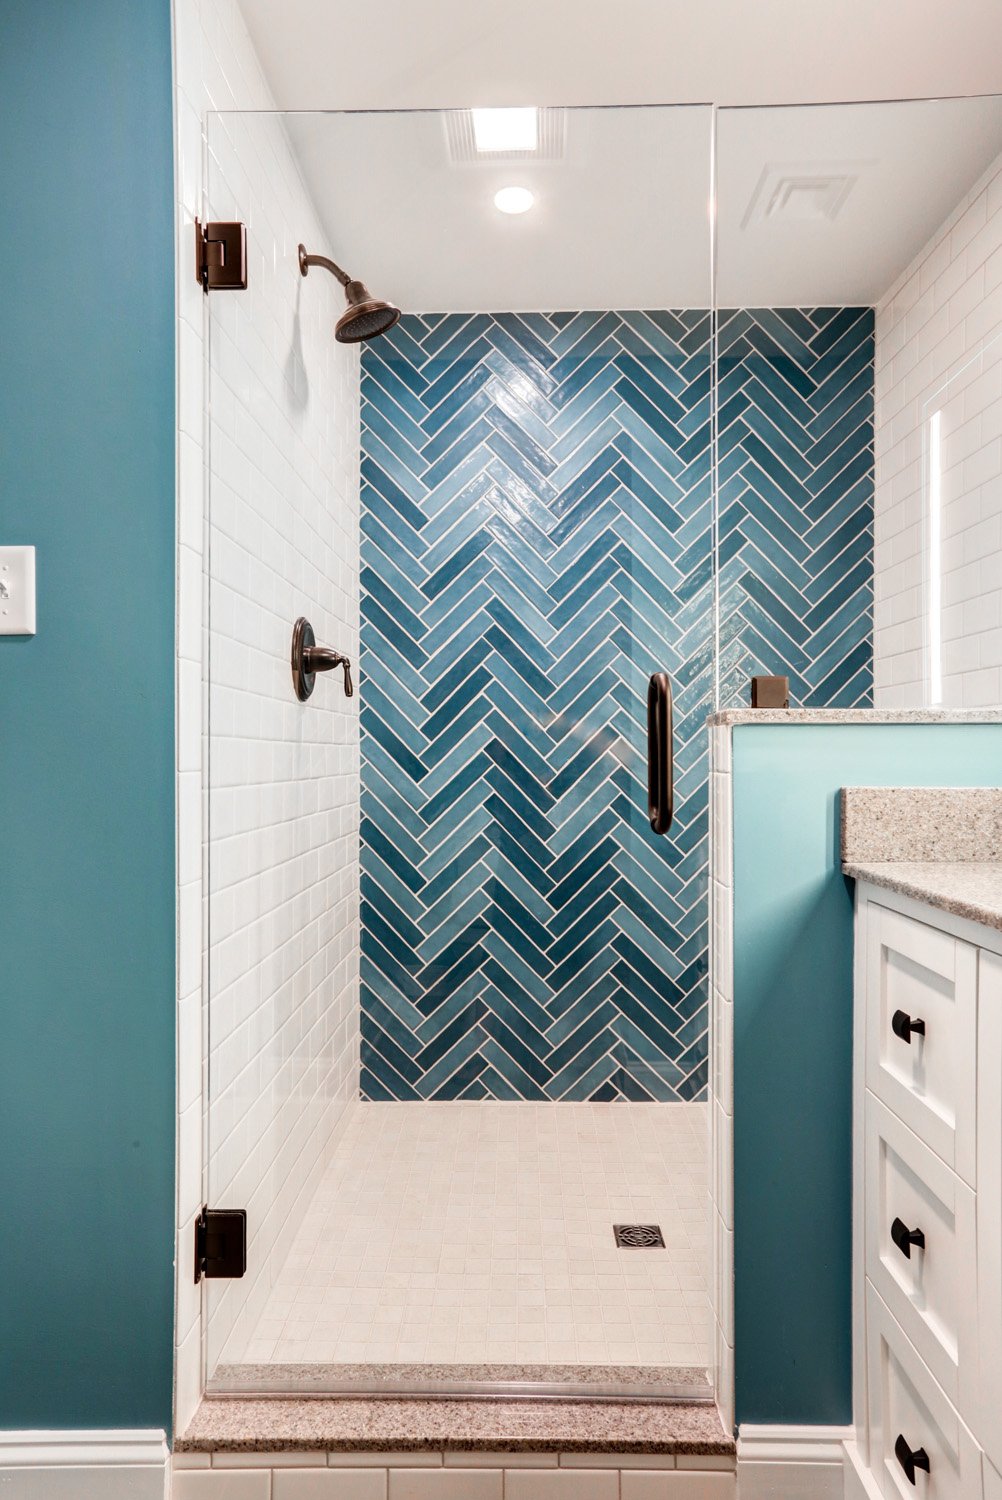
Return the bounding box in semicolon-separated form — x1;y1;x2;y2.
738;1425;852;1500
0;1429;168;1499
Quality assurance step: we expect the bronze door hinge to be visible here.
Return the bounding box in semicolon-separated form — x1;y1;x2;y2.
194;1206;247;1282
195;219;247;292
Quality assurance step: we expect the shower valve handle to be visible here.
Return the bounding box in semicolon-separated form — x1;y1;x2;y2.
303;644;354;697
291;616;354;700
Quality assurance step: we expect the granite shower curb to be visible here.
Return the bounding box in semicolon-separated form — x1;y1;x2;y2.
176;1395;734;1455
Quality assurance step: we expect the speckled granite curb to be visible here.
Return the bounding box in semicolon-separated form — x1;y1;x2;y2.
843;860;1002;932
176;1397;732;1455
842;787;1002;862
709;708;1002;726
179;1400;731;1456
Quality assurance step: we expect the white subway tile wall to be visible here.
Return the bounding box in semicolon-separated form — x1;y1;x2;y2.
875;150;1002;707
173;0;361;1422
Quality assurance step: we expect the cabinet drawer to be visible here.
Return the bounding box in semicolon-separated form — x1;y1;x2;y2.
866;1285;981;1500
866;1094;976;1408
865;905;977;1184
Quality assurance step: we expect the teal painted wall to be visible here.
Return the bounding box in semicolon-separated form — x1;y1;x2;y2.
0;2;176;1429
732;722;1002;1425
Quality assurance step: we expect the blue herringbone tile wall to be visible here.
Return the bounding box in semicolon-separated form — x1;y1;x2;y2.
717;308;875;707
358;308;873;1102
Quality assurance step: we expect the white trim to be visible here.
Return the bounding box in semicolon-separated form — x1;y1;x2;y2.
738;1426;851;1500
0;1429;169;1468
851;885;869;1459
738;1426;853;1465
710;721;736;1433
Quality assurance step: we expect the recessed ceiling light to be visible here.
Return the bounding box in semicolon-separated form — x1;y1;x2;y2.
472;107;538;154
494;186;535;215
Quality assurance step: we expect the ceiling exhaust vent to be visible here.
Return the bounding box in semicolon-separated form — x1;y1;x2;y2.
445;108;566;165
742;162;868;227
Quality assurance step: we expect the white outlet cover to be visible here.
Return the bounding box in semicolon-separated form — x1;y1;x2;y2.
0;546;36;635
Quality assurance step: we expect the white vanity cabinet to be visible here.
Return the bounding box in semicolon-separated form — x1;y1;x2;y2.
852;884;1002;1500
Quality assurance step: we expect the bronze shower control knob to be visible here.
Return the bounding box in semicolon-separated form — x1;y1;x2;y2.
291;616;353;700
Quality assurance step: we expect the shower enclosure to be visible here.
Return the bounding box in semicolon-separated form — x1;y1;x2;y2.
201;102;717;1397
196;91;1002;1402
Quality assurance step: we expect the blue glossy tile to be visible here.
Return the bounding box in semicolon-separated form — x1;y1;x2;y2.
361;354;428;423
363;399;428;470
418;1024;487;1098
419;359;494;437
486;373;557;450
361;455;426;532
484;349;560;425
491;312;558;370
483;324;559;398
420;387;494;466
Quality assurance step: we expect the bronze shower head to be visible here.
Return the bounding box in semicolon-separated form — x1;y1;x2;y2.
298;244;400;344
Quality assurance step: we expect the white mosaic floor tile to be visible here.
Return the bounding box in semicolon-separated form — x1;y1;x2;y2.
238;1102;709;1369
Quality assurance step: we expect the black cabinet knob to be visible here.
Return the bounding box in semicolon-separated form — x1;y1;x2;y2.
895;1435;931;1485
891;1217;926;1259
892;1009;926;1044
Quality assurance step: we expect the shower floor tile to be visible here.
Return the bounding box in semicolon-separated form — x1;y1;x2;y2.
241;1102;709;1370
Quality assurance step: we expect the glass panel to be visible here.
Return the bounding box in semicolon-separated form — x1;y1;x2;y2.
204;105;714;1394
715;97;1002;710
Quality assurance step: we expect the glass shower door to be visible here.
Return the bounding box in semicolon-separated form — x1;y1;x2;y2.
202;103;716;1394
202;105;366;1383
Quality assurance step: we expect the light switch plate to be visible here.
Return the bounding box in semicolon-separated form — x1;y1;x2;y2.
0;546;36;635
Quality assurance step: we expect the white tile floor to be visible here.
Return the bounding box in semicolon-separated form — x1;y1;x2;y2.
239;1103;709;1370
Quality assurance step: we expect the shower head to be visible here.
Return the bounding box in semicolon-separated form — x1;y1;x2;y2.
298;244;400;344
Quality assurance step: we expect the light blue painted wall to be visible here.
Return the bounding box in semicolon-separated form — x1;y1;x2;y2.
0;0;175;1429
732;722;1002;1425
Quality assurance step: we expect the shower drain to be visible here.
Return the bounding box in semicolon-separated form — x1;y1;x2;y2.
613;1223;666;1249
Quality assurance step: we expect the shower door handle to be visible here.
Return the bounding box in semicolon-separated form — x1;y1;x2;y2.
647;672;673;835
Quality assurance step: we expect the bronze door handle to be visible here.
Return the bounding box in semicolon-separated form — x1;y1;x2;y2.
647;672;673;835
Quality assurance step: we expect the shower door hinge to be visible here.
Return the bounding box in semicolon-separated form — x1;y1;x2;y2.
194;1205;247;1283
195;219;248;292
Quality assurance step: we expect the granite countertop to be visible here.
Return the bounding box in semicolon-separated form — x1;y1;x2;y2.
843;860;1002;931
176;1396;734;1455
840;786;1002;927
709;708;1002;726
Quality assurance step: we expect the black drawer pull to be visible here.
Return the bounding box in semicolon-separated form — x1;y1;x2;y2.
891;1217;926;1259
892;1009;925;1043
895;1435;930;1485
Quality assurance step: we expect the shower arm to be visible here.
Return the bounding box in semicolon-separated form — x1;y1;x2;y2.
298;245;351;287
303;643;354;697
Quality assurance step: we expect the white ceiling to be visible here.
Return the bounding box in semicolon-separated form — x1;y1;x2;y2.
285;107;712;313
230;0;1002;309
276;99;1002;311
238;0;1002;112
716;98;1002;305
